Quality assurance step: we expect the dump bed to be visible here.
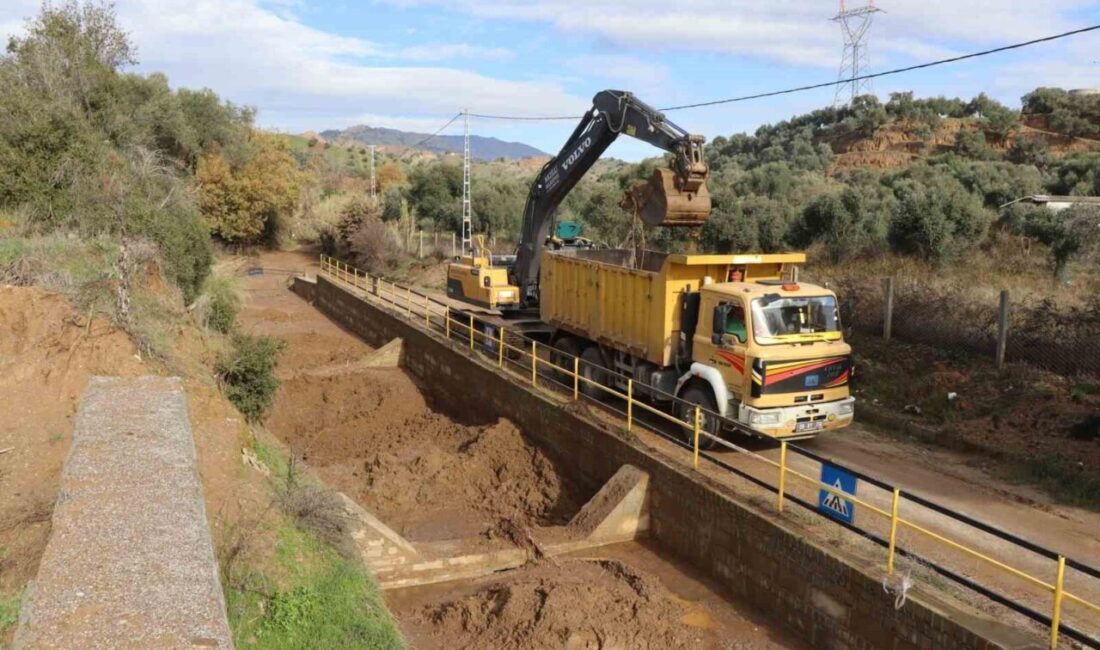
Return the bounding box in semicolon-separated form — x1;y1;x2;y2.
540;249;804;367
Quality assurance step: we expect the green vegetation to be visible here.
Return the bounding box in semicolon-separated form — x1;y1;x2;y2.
225;522;403;650
223;441;404;649
1008;455;1100;509
0;589;22;639
200;273;242;334
217;334;284;422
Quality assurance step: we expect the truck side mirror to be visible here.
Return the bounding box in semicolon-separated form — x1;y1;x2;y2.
711;304;730;345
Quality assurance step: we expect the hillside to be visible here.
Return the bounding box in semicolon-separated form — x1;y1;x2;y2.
320;124;547;160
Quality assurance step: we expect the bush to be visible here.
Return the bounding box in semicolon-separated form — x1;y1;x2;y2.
888;176;991;261
201;274;241;333
217;333;284;422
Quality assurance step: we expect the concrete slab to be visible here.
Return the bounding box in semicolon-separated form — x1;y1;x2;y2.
14;376;233;650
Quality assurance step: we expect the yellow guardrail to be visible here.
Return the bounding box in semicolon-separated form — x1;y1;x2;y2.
317;255;1099;649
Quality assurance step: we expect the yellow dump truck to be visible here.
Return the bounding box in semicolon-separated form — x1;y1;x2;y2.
541;249;854;443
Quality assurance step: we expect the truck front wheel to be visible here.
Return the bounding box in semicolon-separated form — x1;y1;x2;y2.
678;383;721;451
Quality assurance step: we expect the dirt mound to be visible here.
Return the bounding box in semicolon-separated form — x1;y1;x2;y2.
406;559;703;649
266;371;581;541
0;286;149;594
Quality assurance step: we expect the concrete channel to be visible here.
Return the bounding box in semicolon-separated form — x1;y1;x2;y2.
291;271;1046;649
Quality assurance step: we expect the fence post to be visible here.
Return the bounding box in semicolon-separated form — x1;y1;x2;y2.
424;295;430;327
530;341;538;387
883;277;895;341
406;286;412;318
997;289;1010;369
498;328;505;368
468;314;475;350
1051;555;1066;650
627;380;634;432
452;232;456;257
693;406;701;470
445;308;451;339
777;441;787;514
418;230;423;259
573;357;580;400
887;488;901;575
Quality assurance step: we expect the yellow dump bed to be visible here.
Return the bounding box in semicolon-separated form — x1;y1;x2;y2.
540;249;804;367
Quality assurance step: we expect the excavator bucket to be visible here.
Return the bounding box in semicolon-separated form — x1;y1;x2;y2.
620;166;711;227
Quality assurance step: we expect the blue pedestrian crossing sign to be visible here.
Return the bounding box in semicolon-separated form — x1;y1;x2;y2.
818;464;857;524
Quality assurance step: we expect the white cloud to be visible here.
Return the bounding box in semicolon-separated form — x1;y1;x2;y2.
396;43;514;61
0;0;588;132
385;0;1094;68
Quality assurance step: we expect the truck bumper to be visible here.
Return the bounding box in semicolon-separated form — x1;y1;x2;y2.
736;397;855;440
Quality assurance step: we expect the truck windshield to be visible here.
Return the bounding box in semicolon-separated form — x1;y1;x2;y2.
751;295;840;343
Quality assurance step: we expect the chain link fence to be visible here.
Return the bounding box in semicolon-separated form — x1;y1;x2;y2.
823;275;1100;376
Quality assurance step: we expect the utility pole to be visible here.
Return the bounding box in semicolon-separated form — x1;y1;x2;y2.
461;109;473;256
832;0;883;107
369;145;376;201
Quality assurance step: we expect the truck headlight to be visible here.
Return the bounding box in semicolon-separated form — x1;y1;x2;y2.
750;412;780;425
836;402;854;415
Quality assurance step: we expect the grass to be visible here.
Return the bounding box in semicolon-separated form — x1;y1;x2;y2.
225;523;403;650
224;438;404;649
0;589;23;639
1007;455;1100;509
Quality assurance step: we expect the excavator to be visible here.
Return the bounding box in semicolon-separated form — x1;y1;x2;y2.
445;89;711;320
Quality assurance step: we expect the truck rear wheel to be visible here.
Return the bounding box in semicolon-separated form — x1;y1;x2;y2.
678;383;721;451
550;336;582;385
579;346;609;400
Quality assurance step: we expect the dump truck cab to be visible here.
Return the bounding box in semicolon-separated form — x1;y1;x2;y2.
690;267;854;439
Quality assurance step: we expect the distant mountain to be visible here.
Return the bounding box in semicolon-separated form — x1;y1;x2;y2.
319;125;548;161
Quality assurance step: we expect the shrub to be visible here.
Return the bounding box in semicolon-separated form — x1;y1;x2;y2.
888;176;991;261
201;274;241;333
217;333;284;422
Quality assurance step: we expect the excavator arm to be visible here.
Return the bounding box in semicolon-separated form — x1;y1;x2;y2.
511;90;710;307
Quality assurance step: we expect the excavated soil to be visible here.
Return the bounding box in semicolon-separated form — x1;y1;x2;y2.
240;250;582;542
397;559;707;649
267;370;581;541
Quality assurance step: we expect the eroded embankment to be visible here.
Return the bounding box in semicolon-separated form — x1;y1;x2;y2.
267;369;582;541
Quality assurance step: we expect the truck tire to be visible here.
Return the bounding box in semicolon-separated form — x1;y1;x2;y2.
678;383;721;450
579;345;609;400
551;336;583;384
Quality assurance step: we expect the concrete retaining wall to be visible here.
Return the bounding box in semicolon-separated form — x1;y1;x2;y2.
301;274;1037;650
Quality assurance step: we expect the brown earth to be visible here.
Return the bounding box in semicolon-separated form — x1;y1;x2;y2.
267;370;582;540
0;282;268;646
240;250;582;541
401;559;708;650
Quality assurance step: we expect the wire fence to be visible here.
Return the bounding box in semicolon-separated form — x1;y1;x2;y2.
318;255;1100;649
829;276;1100;376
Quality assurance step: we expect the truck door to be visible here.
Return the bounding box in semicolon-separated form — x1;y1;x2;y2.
694;297;748;399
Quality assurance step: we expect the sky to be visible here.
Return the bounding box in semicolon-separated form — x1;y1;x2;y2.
1;0;1098;160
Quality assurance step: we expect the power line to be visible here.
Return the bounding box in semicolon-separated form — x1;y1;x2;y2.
396;112;463;159
467;23;1100;120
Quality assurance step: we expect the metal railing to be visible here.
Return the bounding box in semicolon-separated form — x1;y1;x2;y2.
317;255;1100;649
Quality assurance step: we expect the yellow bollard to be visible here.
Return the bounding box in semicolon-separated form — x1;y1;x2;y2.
1051;555;1066;650
498;328;505;368
887;488;901;575
627;380;634;432
573;357;580;400
468;314;475;350
777;441;787;514
531;341;538;387
693;406;701;469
